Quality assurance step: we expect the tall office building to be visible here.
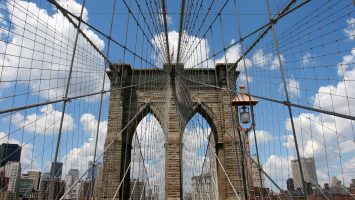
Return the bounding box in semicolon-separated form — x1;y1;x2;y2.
87;161;101;180
93;166;103;197
65;169;80;199
0;143;21;167
4;161;21;193
291;157;318;189
39;175;65;200
17;177;34;198
78;180;91;200
22;171;41;191
51;162;63;178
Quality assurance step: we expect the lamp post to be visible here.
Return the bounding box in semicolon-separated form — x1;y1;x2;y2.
232;85;258;199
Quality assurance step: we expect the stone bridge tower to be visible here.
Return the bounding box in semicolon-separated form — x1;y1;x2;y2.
98;63;245;200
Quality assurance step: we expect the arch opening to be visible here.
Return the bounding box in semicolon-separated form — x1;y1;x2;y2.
182;112;218;200
129;113;165;199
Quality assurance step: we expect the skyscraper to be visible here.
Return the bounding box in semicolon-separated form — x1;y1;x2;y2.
87;161;101;180
65;169;80;199
22;171;41;191
291;157;318;189
4;161;21;193
0;143;21;167
51;162;63;178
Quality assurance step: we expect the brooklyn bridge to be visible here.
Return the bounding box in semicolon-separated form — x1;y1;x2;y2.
0;0;354;199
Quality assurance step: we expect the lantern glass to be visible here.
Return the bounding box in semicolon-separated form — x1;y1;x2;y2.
240;107;250;124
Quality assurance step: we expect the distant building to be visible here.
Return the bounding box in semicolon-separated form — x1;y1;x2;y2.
39;175;65;200
0;143;21;167
4;161;21;193
17;177;34;198
78;180;91;200
93;166;103;197
64;169;80;199
51;162;63;178
22;171;41;191
291;157;318;189
130;179;146;200
87;161;101;180
331;176;342;189
287;178;295;191
0;168;9;191
0;191;17;200
192;173;216;200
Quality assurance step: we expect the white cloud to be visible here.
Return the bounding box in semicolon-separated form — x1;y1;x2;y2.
249;130;274;145
215;40;252;69
302;52;315;66
152;33;251;69
263;155;290;189
252;48;285;70
0;132;39;171
0;0;107;101
315;48;355;115
271;54;285;70
152;30;214;68
158;9;172;26
11;104;74;135
344;18;355;40
279;78;300;98
252;48;272;67
62;113;107;178
282;47;355;185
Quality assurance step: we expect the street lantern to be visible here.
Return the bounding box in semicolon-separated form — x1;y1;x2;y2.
231;85;258;125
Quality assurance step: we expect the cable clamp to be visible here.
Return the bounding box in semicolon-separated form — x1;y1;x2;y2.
283;101;291;106
63;97;70;102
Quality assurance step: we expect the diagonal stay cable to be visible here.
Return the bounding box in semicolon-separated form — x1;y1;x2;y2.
0;76;166;115
180;76;355;121
48;0;111;65
49;0;161;68
228;0;311;72
121;0;166;64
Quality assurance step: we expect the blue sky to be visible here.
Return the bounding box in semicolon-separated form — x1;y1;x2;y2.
0;0;354;196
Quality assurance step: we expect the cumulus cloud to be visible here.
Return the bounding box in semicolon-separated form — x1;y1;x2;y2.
279;47;355;186
61;113;107;178
152;30;214;68
252;48;285;70
249;130;274;145
263;155;290;189
0;0;107;101
302;52;315;66
152;31;252;70
278;78;300;98
344;18;355;40
11;104;74;135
